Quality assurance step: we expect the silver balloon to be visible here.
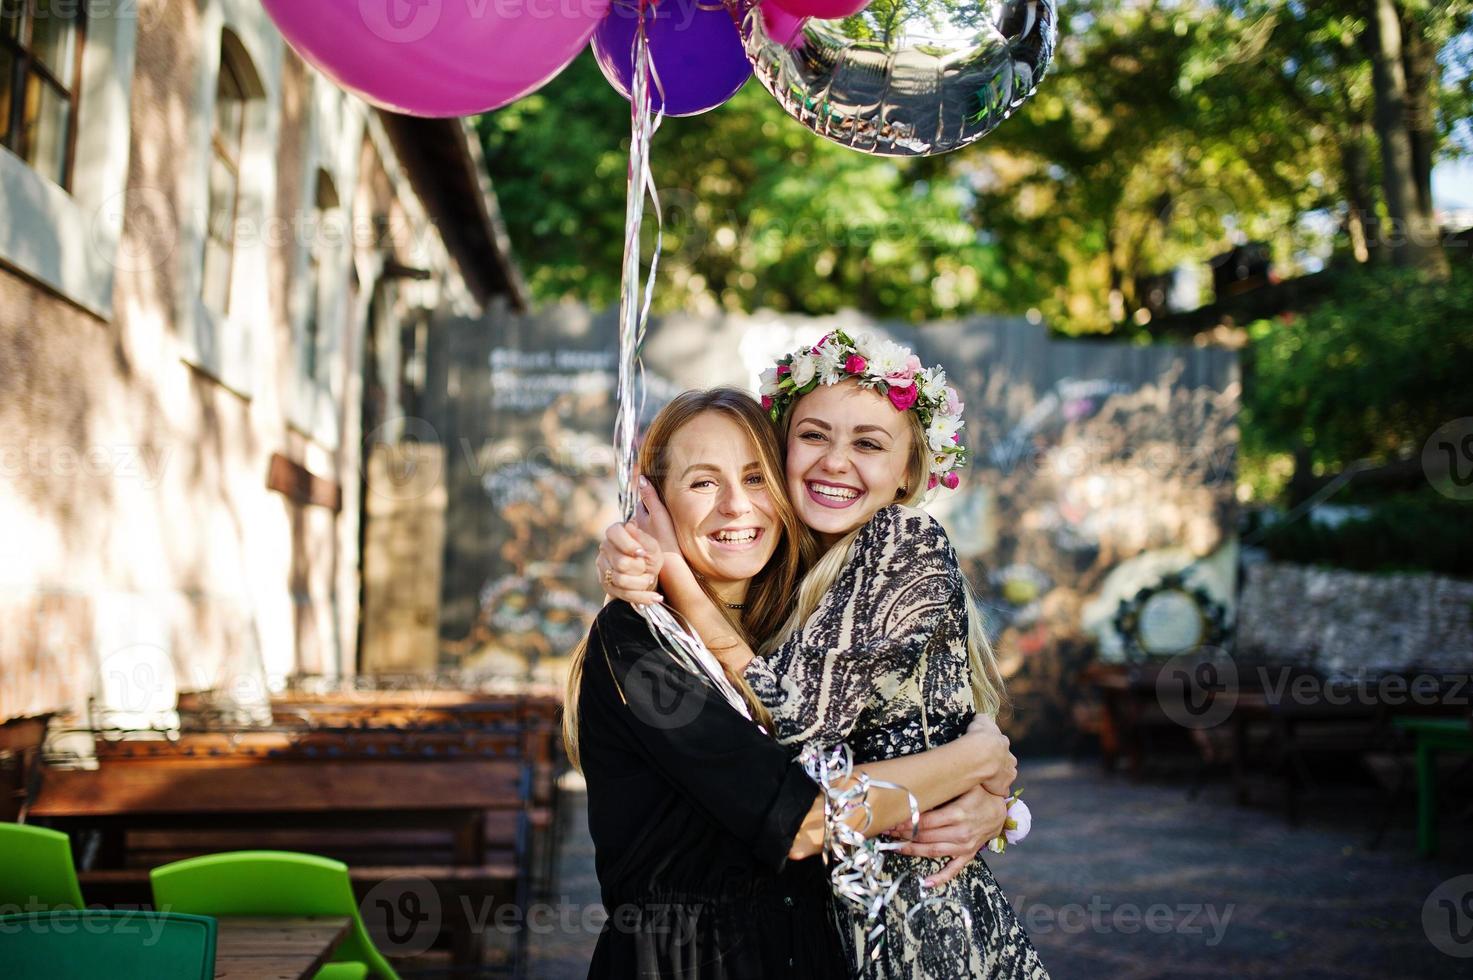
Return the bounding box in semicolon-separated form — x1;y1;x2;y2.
740;0;1058;156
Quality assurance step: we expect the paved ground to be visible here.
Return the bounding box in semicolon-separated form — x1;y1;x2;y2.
525;761;1473;979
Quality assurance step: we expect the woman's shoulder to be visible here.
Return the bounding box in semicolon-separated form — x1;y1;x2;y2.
859;503;950;551
593;598;642;631
590;601;661;660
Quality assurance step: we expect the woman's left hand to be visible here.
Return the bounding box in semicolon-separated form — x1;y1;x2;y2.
897;783;1009;888
633;475;680;559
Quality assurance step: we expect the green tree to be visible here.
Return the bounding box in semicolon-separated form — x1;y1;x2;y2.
478;53;1010;322
476;1;1472;328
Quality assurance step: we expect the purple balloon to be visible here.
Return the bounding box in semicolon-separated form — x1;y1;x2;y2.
261;0;608;118
591;0;752;117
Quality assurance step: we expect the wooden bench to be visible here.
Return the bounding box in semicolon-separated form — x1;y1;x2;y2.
175;687;568;895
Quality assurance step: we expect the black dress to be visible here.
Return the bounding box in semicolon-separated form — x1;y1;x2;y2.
580;600;848;980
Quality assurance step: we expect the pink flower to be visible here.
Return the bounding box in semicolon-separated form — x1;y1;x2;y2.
777;363;790;376
888;384;919;411
1004;797;1031;844
761;395;773;411
927;474;939;490
942;472;960;490
904;354;923;375
944;386;963;416
844;354;868;375
953;433;961;444
986;791;1031;853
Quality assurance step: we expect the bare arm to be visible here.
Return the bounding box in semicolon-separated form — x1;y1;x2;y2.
788;715;1016;859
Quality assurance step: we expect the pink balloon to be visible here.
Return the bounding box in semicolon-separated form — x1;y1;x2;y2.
769;0;869;19
758;1;807;48
261;0;611;117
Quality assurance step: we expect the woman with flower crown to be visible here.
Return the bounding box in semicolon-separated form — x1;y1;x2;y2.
598;331;1051;979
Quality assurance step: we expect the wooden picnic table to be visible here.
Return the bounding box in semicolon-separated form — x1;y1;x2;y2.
214;916;351;980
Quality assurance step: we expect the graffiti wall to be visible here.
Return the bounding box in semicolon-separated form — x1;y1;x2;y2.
425;306;1239;748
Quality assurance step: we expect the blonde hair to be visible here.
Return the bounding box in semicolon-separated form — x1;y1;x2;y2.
762;393;1007;721
564;388;817;771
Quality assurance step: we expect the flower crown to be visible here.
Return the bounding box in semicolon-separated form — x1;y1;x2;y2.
758;329;968;490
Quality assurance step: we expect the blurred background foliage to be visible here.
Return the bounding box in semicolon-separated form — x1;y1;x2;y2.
479;0;1473;571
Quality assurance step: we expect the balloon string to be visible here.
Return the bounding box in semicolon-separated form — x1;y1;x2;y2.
612;3;755;722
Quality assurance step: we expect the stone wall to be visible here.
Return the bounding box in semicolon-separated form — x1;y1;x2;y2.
1237;561;1473;673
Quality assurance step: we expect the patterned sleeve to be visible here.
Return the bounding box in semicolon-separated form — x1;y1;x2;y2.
743;505;962;746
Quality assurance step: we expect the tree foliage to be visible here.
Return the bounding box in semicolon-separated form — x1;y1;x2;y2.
479;1;1471;330
1242;262;1473;479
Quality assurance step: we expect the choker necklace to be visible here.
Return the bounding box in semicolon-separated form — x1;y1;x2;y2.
724;602;746;610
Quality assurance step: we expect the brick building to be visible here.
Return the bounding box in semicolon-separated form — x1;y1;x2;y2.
0;0;524;720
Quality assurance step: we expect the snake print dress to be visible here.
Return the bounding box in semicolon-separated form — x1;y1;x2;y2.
743;505;1051;980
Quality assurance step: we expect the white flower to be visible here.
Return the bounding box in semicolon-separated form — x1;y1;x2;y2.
759;367;783;397
919;366;948;402
788;352;817;388
869;340;912;380
814;342;844;386
933;450;959;473
927;414;963;452
853;332;883;362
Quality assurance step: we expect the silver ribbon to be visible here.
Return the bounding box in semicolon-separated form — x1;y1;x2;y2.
800;742;978;973
799;742;916;968
612;4;754;722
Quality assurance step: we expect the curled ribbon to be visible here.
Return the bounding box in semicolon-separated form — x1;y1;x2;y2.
800;742;981;973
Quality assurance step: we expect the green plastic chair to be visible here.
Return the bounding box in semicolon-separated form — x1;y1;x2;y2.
150;850;400;980
0;823;85;912
0;909;216;980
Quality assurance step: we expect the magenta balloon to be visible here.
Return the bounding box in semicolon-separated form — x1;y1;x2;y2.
757;1;806;48
260;0;611;117
770;0;869;20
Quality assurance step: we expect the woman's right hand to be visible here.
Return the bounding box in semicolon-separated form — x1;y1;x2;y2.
596;520;665;606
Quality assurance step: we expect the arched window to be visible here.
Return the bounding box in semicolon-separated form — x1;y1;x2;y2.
0;0;86;189
302;168;340;383
201;29;263;317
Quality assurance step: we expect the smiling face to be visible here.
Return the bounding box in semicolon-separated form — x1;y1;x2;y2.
659;411;781;600
784;380;916;544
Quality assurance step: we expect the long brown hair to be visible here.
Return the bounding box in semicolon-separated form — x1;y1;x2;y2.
564;388;817;770
764;385;1008;722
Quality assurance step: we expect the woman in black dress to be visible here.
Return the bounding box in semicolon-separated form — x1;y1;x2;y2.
567;389;1017;979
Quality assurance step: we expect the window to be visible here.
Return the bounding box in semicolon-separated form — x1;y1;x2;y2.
0;0;85;189
200;35;252;317
302;169;340;384
399;311;429;423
